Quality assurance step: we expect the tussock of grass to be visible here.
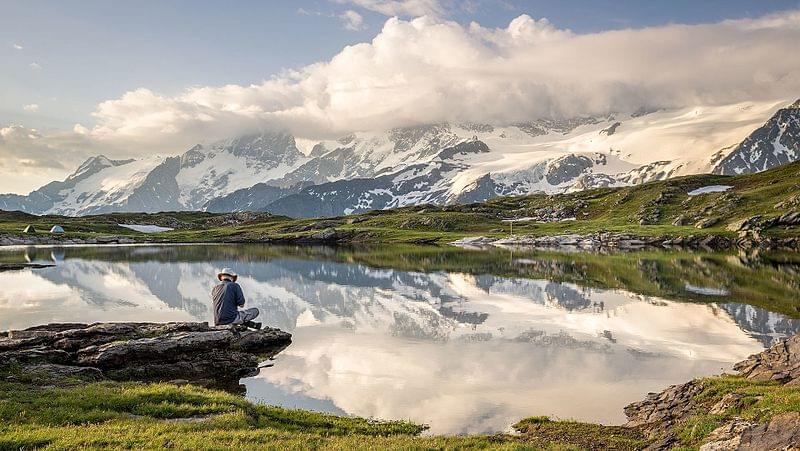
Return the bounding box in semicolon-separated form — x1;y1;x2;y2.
514;416;647;450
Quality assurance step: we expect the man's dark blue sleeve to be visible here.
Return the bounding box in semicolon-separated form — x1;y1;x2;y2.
235;283;246;307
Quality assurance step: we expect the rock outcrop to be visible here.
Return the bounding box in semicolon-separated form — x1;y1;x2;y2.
625;334;800;449
623;380;703;434
0;322;291;390
451;231;800;251
734;333;800;384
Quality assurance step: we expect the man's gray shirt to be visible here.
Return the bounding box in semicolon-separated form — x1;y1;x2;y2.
212;280;245;325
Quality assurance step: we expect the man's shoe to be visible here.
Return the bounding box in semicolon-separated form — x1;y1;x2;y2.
243;321;262;330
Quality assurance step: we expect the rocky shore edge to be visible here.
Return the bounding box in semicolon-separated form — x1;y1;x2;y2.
452;232;800;251
0;234;149;246
0;322;292;392
620;334;800;450
5;229;800;250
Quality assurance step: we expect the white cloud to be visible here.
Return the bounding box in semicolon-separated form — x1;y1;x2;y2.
340;10;366;31
23;104;39;113
75;11;800;147
5;10;800;188
333;0;445;17
0;125;100;193
29;62;41;70
12;43;23;50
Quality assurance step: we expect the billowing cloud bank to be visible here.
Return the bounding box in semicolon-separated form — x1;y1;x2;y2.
84;11;800;146
3;10;800;192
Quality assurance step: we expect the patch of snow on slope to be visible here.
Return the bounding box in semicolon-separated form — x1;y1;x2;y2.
118;224;175;233
687;185;733;196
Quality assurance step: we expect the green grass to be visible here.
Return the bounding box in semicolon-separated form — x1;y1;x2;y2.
514;416;646;451
2;161;800;245
3;363;800;449
0;381;537;450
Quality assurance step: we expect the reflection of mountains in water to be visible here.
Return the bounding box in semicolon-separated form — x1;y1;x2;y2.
30;249;800;348
38;259;210;319
717;303;800;347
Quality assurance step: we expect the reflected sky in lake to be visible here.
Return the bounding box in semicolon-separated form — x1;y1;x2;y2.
1;244;799;434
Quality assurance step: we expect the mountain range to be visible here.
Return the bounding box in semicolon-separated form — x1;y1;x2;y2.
2;99;799;218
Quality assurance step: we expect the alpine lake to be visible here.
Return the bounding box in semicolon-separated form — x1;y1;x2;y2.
2;243;799;434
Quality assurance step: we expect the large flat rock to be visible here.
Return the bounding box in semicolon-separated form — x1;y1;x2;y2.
1;322;291;389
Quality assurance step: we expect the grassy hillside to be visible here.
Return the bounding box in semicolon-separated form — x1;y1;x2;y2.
1;161;799;244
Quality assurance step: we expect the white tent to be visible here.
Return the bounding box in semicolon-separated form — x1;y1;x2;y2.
49;225;65;234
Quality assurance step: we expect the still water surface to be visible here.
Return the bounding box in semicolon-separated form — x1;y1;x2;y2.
2;244;800;434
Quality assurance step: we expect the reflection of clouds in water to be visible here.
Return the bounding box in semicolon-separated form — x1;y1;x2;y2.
249;327;728;434
2;245;798;434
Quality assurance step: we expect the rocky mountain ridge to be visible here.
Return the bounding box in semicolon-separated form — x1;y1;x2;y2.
2;100;798;217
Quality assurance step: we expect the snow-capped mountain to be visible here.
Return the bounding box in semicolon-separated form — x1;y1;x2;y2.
2;99;798;217
246;100;797;217
713;99;800;175
0;132;308;215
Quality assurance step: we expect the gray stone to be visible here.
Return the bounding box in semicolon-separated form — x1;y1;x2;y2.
672;215;689;226
738;412;800;450
695;217;720;229
699;419;755;451
726;215;762;232
734;334;800;384
624;380;703;432
709;393;748;415
0;322;291;389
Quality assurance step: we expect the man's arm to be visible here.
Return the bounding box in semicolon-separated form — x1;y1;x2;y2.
235;284;246;307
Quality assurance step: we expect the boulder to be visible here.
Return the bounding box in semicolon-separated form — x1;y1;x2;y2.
699;419;755;451
625;332;800;448
778;211;800;225
672;215;689;226
624;380;703;433
708;393;749;415
734;334;800;384
0;322;291;389
737;412;800;450
726;215;762;232
694;217;719;229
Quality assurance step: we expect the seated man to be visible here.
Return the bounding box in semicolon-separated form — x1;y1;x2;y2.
212;267;261;329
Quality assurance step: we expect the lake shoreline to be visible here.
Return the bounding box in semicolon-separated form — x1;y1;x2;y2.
3;229;800;252
3;322;800;449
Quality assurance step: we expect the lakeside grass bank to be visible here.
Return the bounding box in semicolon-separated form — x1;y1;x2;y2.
3;371;800;450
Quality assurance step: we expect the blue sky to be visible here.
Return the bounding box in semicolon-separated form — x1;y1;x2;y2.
2;0;799;131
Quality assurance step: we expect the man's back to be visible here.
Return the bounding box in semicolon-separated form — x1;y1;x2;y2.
211;280;245;325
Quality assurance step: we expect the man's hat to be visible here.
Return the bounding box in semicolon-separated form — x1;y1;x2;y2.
217;267;238;281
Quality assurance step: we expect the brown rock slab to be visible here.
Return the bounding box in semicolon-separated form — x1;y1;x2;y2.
734;334;800;384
